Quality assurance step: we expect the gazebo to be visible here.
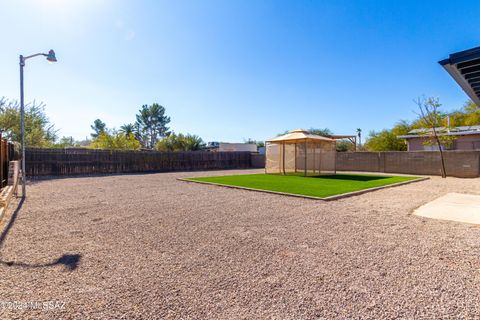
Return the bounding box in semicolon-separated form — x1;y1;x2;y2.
265;129;336;176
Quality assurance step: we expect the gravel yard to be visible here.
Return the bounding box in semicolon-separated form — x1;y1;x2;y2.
0;169;480;319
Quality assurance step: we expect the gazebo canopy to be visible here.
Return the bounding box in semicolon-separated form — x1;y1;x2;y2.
266;129;336;143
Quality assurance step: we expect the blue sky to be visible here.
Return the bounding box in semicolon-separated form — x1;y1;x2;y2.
1;0;479;142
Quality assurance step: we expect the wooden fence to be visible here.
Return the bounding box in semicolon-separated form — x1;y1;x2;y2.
250;153;266;168
0;139;15;188
25;148;253;177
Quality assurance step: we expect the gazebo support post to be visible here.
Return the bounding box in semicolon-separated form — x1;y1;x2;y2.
334;146;337;174
278;142;281;174
294;143;297;173
282;142;286;175
264;142;268;174
304;139;307;177
318;143;322;175
313;143;316;175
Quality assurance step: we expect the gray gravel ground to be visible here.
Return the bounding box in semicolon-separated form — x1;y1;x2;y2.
0;169;479;319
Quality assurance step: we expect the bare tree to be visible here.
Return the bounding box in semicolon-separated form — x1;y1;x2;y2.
414;96;454;178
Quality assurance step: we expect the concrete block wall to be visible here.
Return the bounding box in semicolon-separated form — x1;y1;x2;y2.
336;151;480;178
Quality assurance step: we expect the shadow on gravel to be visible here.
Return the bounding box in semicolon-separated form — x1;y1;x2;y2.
0;197;24;248
0;198;81;271
0;253;81;271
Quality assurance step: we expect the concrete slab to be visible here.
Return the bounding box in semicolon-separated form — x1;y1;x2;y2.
414;193;480;225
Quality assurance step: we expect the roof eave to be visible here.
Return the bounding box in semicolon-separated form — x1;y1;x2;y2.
439;60;480;106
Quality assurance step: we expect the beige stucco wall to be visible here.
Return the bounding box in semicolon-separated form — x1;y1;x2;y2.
406;135;480;151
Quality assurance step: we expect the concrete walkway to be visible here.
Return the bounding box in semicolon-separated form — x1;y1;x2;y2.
414;192;480;224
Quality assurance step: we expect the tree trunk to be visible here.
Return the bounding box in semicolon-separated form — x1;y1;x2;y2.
433;130;447;178
437;142;447;178
150;128;154;149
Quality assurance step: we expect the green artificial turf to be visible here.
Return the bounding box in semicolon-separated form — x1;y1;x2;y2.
186;173;420;198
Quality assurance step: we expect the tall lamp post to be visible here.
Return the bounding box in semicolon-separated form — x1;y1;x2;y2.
19;49;57;197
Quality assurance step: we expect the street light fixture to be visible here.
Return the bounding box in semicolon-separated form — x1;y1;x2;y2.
19;49;57;197
46;50;57;63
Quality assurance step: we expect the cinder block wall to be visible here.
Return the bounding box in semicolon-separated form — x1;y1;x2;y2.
336;151;480;178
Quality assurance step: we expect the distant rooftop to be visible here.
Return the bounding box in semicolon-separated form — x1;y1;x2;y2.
439;46;480;106
398;125;480;139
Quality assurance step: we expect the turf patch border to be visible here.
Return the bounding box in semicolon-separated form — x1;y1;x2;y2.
178;176;429;201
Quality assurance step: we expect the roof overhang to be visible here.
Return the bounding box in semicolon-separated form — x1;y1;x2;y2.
439;46;480;106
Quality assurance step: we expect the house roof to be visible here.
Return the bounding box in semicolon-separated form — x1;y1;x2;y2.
439;46;480;106
266;129;336;143
398;125;480;139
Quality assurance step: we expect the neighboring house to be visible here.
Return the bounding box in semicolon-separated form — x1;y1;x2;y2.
206;142;257;152
398;125;480;151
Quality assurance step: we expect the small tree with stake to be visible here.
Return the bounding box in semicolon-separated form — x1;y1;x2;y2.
356;128;362;150
414;96;456;178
